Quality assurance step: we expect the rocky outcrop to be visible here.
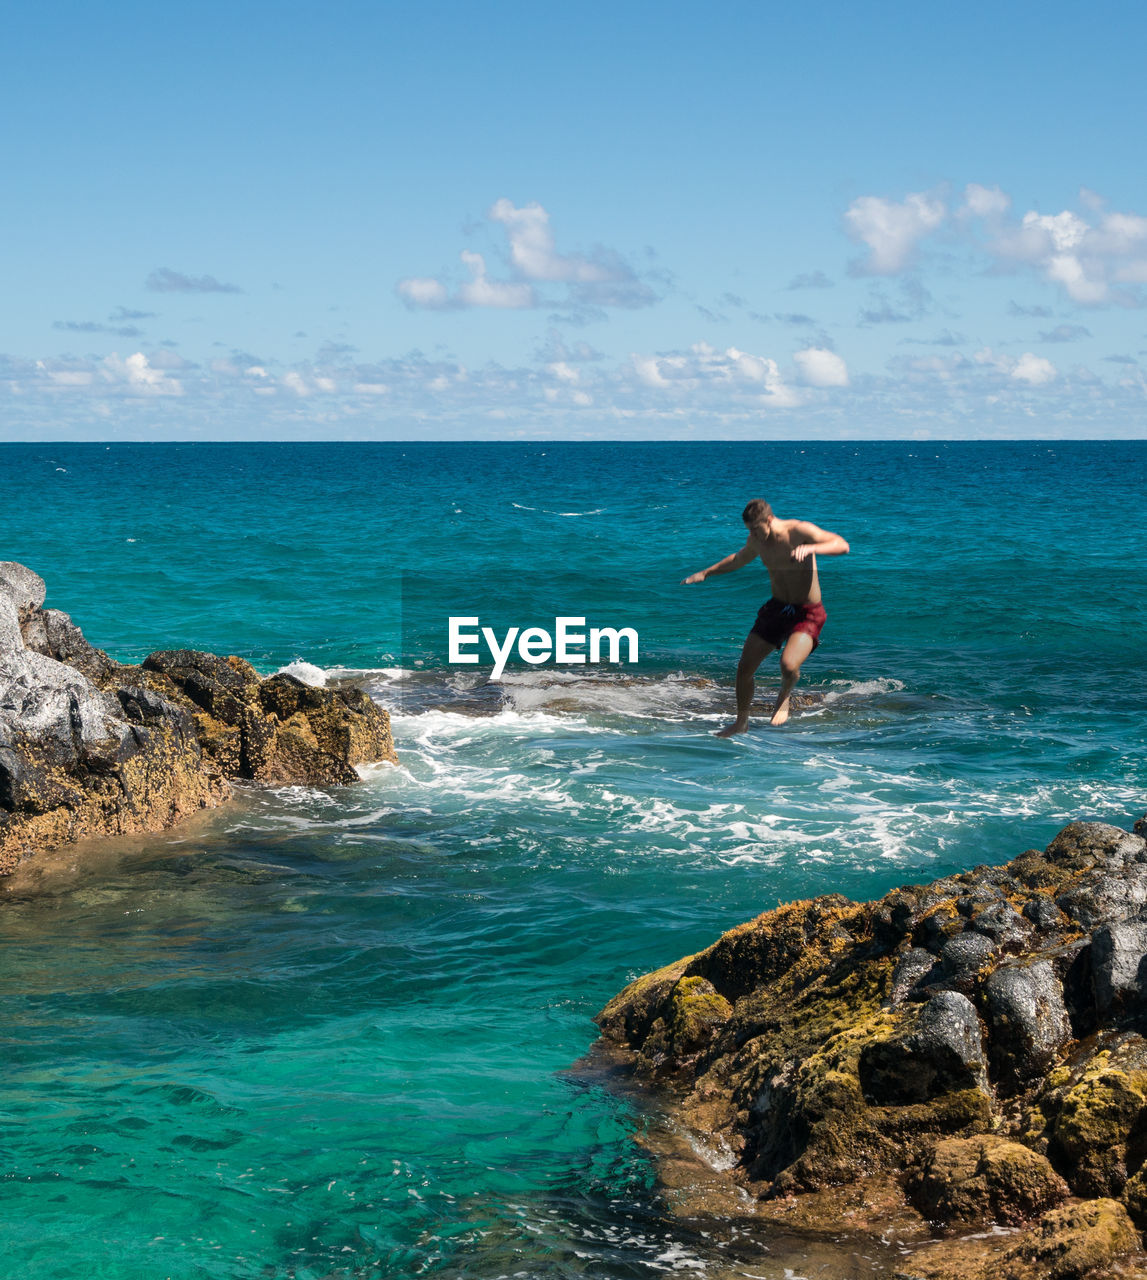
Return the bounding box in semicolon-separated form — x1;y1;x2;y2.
594;819;1147;1279
0;563;396;874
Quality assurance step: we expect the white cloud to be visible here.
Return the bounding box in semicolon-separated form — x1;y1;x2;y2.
395;198;647;311
1092;211;1147;255
845;182;1147;303
844;191;946;274
630;343;800;407
1022;210;1089;254
969;347;1058;386
547;361;579;383
633;355;671;388
457;251;535;308
1011;352;1057;385
35;360;94;387
103;352;183;396
1044;253;1107;304
984;200;1147;305
8;334;1145;438
962;183;1011;219
488;198;615;283
397;277;451;309
793;347;849;387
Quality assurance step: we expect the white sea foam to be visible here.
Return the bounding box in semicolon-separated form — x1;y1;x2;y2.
510;501;605;516
499;670;723;721
821;676;906;703
323;665;410;683
276;660;329;686
248;658;1144;878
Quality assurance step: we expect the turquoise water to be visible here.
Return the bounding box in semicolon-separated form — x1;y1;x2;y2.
2;441;1146;1279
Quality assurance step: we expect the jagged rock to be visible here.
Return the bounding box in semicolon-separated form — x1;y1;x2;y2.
1091;914;1147;1019
860;991;987;1104
983;960;1072;1090
1048;823;1147;929
592;819;1147;1280
908;1135;1067;1227
0;564;398;874
937;932;997;990
141;652;395;787
890;945;937;1004
1046;821;1147;868
0;562;46;614
969;899;1030;946
1022;895;1065;930
1123;1164;1147;1227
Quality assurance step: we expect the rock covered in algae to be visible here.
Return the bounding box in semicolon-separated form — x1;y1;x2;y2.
907;1135;1068;1227
1002;1198;1140;1280
594;818;1147;1277
0;563;397;874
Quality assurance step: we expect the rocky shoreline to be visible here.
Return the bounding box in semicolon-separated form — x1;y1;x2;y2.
594;818;1147;1279
0;562;396;875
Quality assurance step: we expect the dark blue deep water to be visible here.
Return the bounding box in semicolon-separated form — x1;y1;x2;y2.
2;441;1145;1278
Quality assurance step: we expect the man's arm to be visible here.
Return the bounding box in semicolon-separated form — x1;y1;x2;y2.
682;540;756;584
789;521;850;563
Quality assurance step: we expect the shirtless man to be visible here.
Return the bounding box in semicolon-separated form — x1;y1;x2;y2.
683;498;849;733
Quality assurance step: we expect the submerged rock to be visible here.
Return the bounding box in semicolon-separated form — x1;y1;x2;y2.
593;817;1147;1278
0;563;397;874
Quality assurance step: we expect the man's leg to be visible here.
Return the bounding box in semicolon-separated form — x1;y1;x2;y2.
771;631;815;726
717;631;774;736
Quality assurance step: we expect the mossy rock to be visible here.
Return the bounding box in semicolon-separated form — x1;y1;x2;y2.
1001;1198;1139;1280
637;976;732;1074
1051;1053;1147;1196
683;894;868;1003
908;1135;1067;1227
665;976;732;1052
1124;1166;1147;1228
595;958;691;1049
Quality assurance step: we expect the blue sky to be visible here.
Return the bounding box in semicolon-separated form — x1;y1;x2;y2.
2;0;1146;439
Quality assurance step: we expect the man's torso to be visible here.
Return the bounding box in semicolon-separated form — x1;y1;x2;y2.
754;520;821;605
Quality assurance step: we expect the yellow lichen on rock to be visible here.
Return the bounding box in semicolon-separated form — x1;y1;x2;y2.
591;820;1147;1280
1002;1198;1140;1280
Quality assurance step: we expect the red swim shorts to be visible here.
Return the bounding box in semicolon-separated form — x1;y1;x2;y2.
750;598;827;651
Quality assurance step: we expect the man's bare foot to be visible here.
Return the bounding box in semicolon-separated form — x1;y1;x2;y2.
769;699;791;726
716;720;749;737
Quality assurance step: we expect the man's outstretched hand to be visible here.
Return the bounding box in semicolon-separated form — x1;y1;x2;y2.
682;572;706;584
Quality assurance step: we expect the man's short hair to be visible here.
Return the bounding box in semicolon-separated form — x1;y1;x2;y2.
742;498;773;524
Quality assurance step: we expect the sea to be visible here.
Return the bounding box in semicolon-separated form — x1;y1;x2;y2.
1;440;1145;1279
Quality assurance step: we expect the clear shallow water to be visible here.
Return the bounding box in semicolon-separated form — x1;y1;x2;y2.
2;441;1146;1278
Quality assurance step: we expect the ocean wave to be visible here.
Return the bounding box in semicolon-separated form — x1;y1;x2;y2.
499;670;722;721
509;501;605;516
242;659;1145;877
351;712;1147;873
276;660;329;686
821;676;907;703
